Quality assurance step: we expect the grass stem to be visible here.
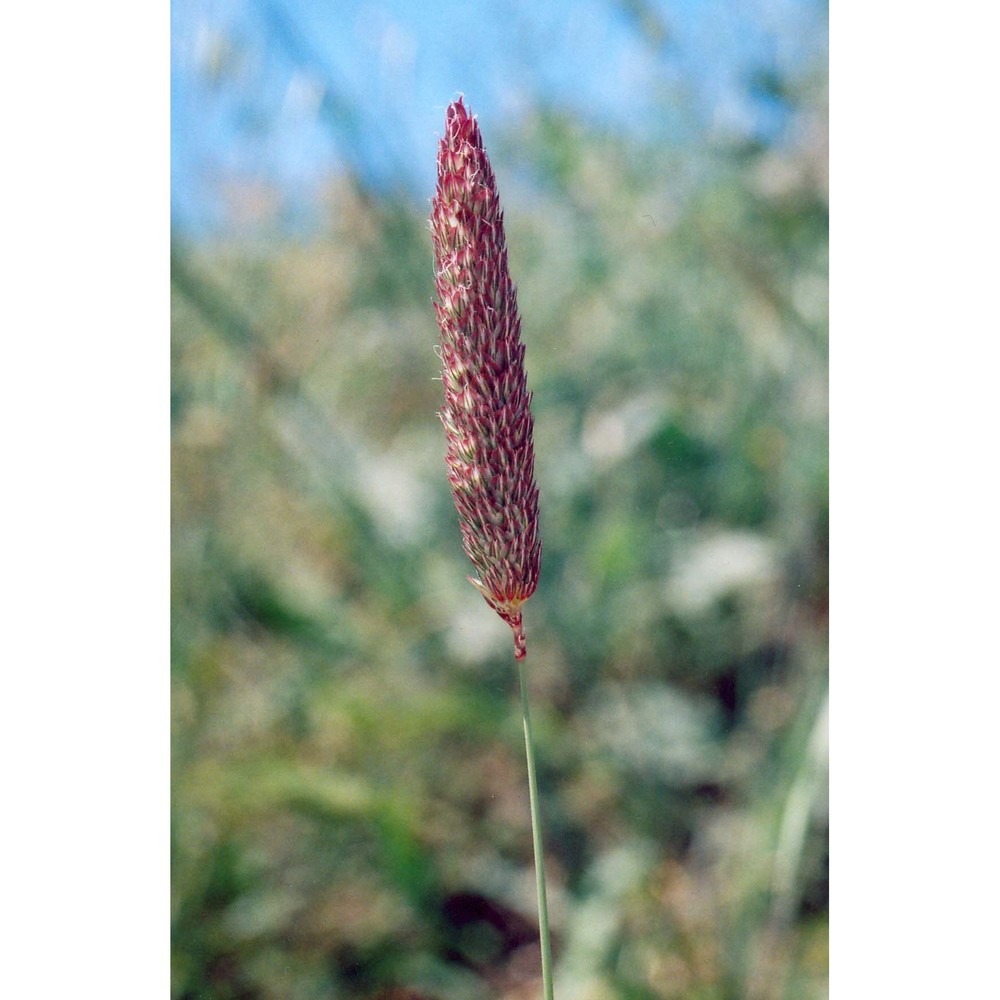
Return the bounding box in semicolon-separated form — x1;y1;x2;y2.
517;656;555;1000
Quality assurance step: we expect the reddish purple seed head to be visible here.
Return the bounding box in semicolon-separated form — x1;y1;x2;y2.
430;97;541;660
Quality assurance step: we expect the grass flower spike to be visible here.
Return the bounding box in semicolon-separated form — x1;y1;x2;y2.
431;97;541;661
431;96;554;1000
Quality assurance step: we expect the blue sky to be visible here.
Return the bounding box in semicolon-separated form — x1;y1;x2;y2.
171;0;826;233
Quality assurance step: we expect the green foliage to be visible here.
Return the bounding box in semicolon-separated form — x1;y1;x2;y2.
172;76;827;1000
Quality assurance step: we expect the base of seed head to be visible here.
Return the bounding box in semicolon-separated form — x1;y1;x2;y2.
508;613;528;661
468;577;531;659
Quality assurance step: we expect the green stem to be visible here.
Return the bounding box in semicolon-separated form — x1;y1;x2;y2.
517;656;555;1000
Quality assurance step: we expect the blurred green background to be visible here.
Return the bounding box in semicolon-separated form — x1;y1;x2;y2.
172;3;828;997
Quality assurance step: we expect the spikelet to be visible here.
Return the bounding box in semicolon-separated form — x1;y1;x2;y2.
430;97;541;661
